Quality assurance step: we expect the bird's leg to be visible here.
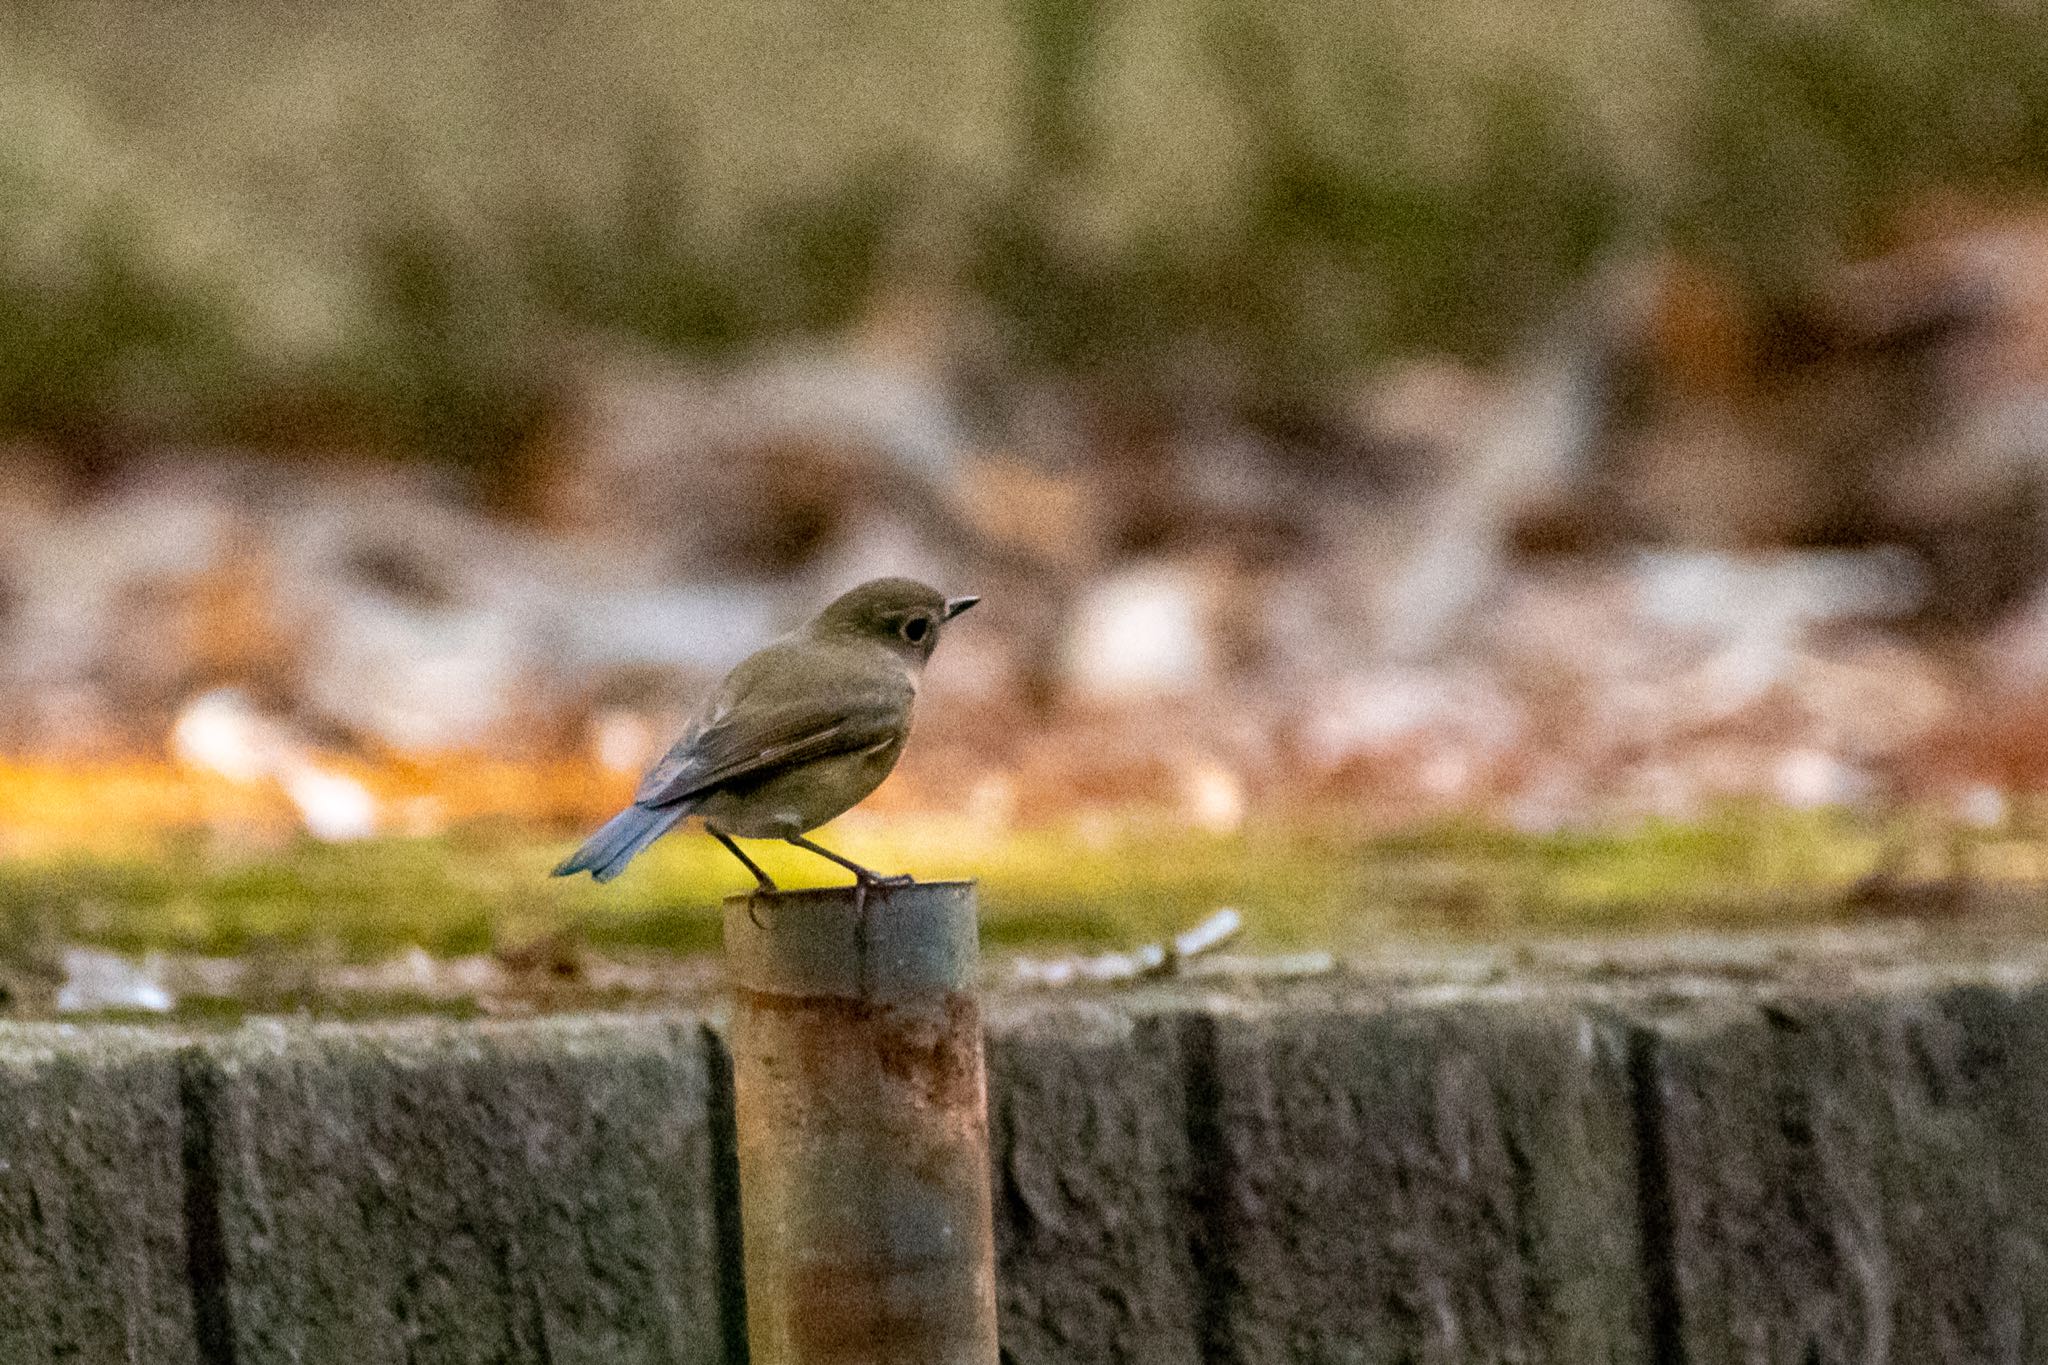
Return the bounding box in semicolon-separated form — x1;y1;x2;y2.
711;829;780;930
784;835;914;912
711;829;778;893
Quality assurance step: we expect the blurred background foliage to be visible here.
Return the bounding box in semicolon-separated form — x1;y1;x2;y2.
12;0;2048;1004
8;0;2048;473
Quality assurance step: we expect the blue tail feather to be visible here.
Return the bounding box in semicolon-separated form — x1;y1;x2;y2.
553;804;684;882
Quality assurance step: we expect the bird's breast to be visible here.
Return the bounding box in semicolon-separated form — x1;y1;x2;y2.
695;734;906;839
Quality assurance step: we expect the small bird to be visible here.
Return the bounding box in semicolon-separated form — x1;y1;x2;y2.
554;577;978;897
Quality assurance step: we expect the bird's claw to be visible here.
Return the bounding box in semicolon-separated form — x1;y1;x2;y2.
850;871;914;915
745;879;778;930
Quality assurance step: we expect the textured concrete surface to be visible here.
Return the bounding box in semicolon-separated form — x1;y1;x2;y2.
1642;980;2048;1365
0;1027;196;1365
3;935;2048;1364
986;1003;1206;1364
194;1016;737;1365
1194;997;1647;1365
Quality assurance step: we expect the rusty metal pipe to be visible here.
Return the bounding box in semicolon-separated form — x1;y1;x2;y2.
722;880;999;1364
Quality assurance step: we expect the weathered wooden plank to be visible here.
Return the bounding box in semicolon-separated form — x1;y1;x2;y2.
193;1015;737;1365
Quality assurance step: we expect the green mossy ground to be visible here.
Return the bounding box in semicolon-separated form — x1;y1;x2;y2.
0;805;1952;966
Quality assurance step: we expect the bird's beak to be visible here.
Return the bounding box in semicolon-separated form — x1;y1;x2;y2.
943;595;981;621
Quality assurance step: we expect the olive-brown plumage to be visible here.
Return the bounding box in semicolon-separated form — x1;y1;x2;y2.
553;577;978;890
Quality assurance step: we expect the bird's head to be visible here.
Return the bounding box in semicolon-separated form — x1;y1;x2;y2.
806;577;979;663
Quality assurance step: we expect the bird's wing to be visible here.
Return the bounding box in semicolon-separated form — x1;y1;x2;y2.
632;674;907;808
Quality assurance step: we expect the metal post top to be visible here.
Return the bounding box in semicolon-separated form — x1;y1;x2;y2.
722;880;979;1002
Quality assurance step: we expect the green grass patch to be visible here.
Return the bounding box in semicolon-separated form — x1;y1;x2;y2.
0;804;1918;965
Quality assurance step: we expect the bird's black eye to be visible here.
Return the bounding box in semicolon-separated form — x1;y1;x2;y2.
902;616;930;642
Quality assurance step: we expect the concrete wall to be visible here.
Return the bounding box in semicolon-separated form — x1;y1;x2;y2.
2;956;2044;1363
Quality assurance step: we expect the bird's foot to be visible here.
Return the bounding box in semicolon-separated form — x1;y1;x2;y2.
850;871;915;915
745;876;780;930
